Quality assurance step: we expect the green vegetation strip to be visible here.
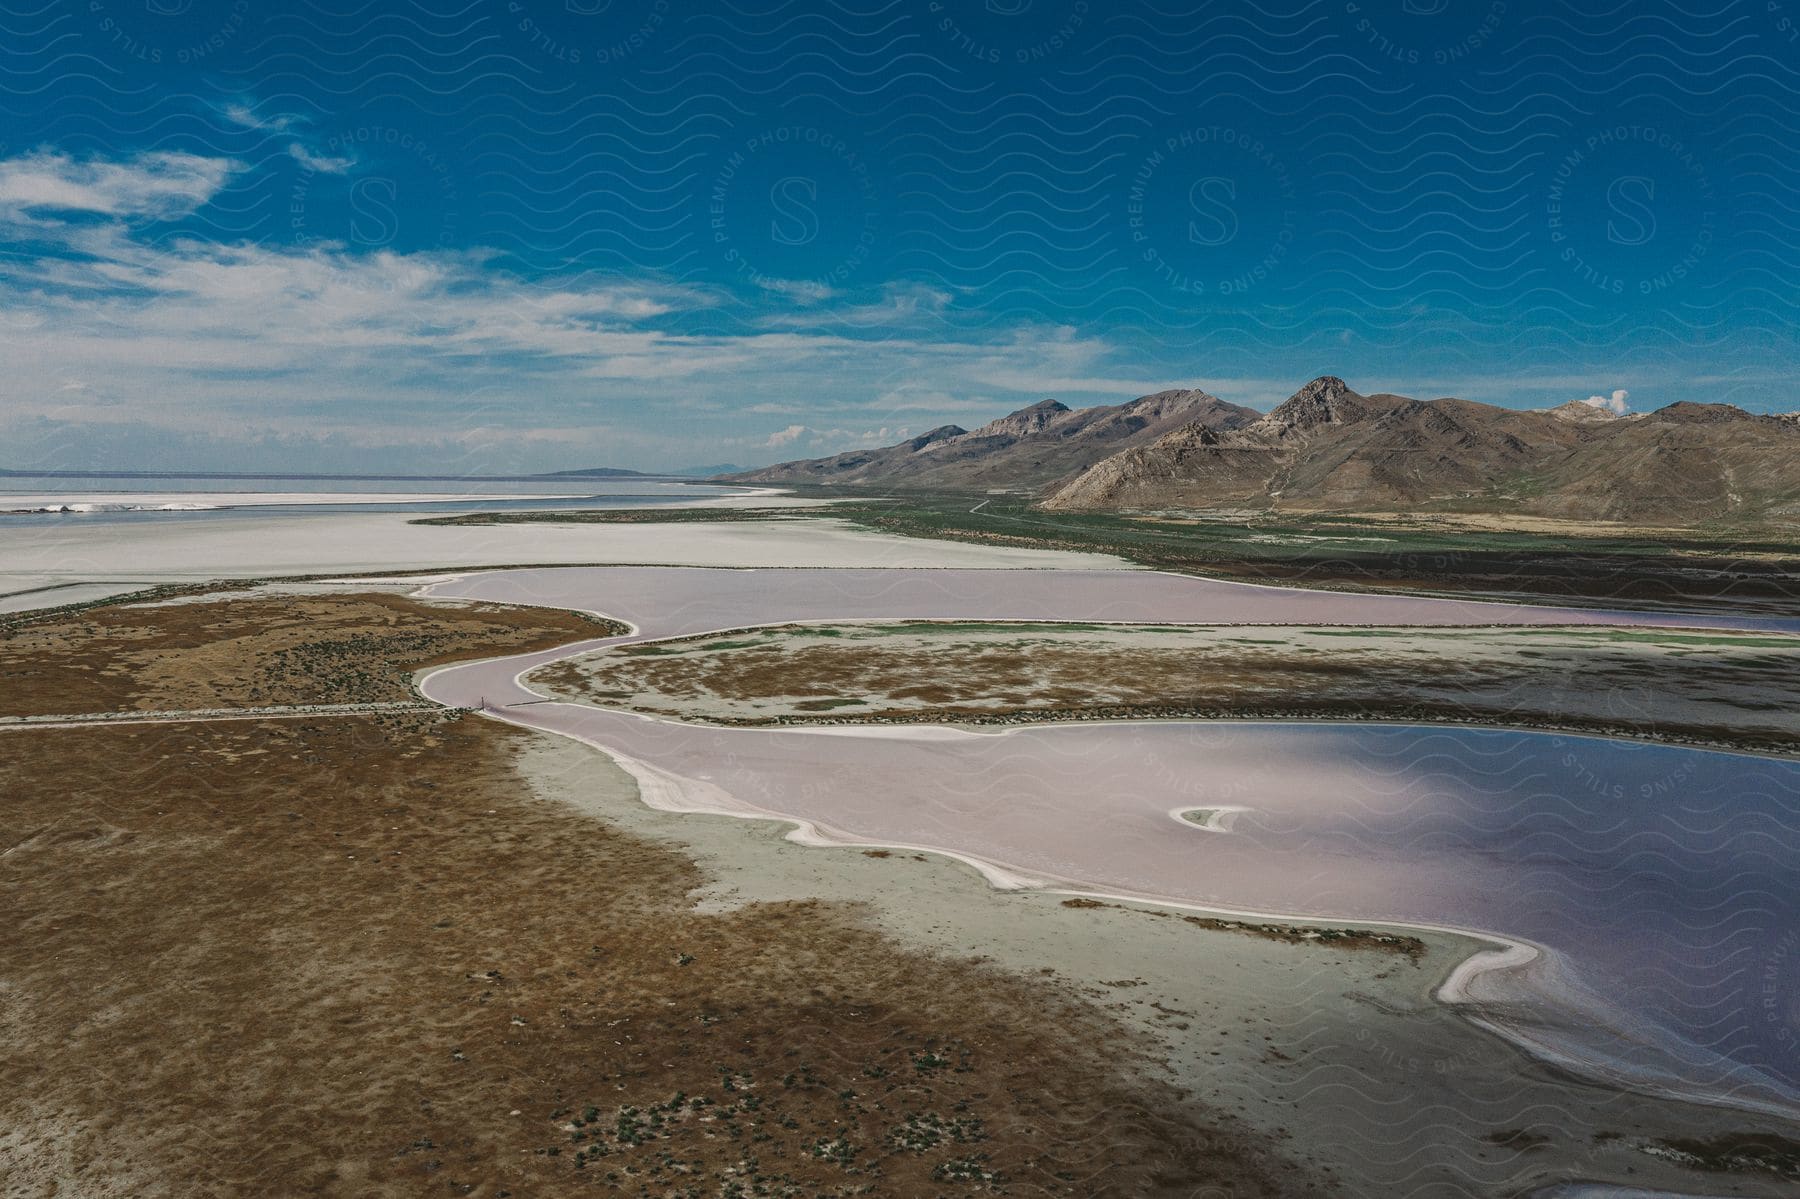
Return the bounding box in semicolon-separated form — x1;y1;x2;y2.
410;490;1800;616
1060;898;1426;960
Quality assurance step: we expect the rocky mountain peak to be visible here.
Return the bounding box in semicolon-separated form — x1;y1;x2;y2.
1159;421;1224;449
1546;400;1624;424
1266;376;1358;429
1122;388;1224;419
966;399;1073;441
1649;401;1753;424
906;425;968;451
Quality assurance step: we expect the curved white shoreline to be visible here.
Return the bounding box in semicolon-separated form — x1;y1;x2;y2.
1169;805;1252;833
409;565;1800;1121
1437;938;1540;1004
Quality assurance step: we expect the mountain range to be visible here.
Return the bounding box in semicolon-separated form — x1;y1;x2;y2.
730;377;1800;528
723;389;1257;491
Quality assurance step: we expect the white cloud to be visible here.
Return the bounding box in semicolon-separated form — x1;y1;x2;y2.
1580;388;1630;415
755;278;835;304
761;281;954;329
288;144;356;175
0;151;238;221
7;237;696;374
221;102;299;132
0;148;1149;471
221;103;354;176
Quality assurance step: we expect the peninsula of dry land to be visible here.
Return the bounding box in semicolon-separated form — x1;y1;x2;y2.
533;620;1800;756
1;588;1312;1197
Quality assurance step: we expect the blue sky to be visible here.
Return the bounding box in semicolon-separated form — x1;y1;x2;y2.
1;0;1796;473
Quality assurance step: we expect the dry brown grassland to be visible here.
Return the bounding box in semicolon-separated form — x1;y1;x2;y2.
1;590;1315;1197
535;622;1800;756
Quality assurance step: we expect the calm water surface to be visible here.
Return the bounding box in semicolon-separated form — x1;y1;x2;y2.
419;567;1800;1115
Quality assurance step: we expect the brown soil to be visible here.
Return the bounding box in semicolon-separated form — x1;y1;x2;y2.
1;594;1317;1197
0;592;615;717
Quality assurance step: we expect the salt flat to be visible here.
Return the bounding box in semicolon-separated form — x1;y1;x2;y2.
0;512;1123;611
0;490;595;512
421;564;1800;637
0;581;151;613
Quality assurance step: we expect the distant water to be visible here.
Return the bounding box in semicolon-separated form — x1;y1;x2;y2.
0;473;746;519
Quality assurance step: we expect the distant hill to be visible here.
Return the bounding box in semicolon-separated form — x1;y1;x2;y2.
1044;376;1800;528
725;389;1258;490
679;464;747;478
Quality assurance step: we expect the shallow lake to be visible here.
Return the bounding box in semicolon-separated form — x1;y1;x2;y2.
420;566;1800;1115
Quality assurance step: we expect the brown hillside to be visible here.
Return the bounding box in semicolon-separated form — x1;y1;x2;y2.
1045;377;1800;529
726;388;1258;490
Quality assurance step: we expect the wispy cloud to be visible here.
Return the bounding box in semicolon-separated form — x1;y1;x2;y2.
221;100;356;177
0;149;1149;470
750;424;912;454
287;144;356;175
219;101;299;133
0;151;238;222
755;278;835;304
760;281;955;329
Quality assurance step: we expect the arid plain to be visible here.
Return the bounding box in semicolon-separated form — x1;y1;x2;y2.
5;502;1800;1198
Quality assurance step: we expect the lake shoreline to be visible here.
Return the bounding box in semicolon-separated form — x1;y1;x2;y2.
412;566;1800;1124
514;726;1800;1197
